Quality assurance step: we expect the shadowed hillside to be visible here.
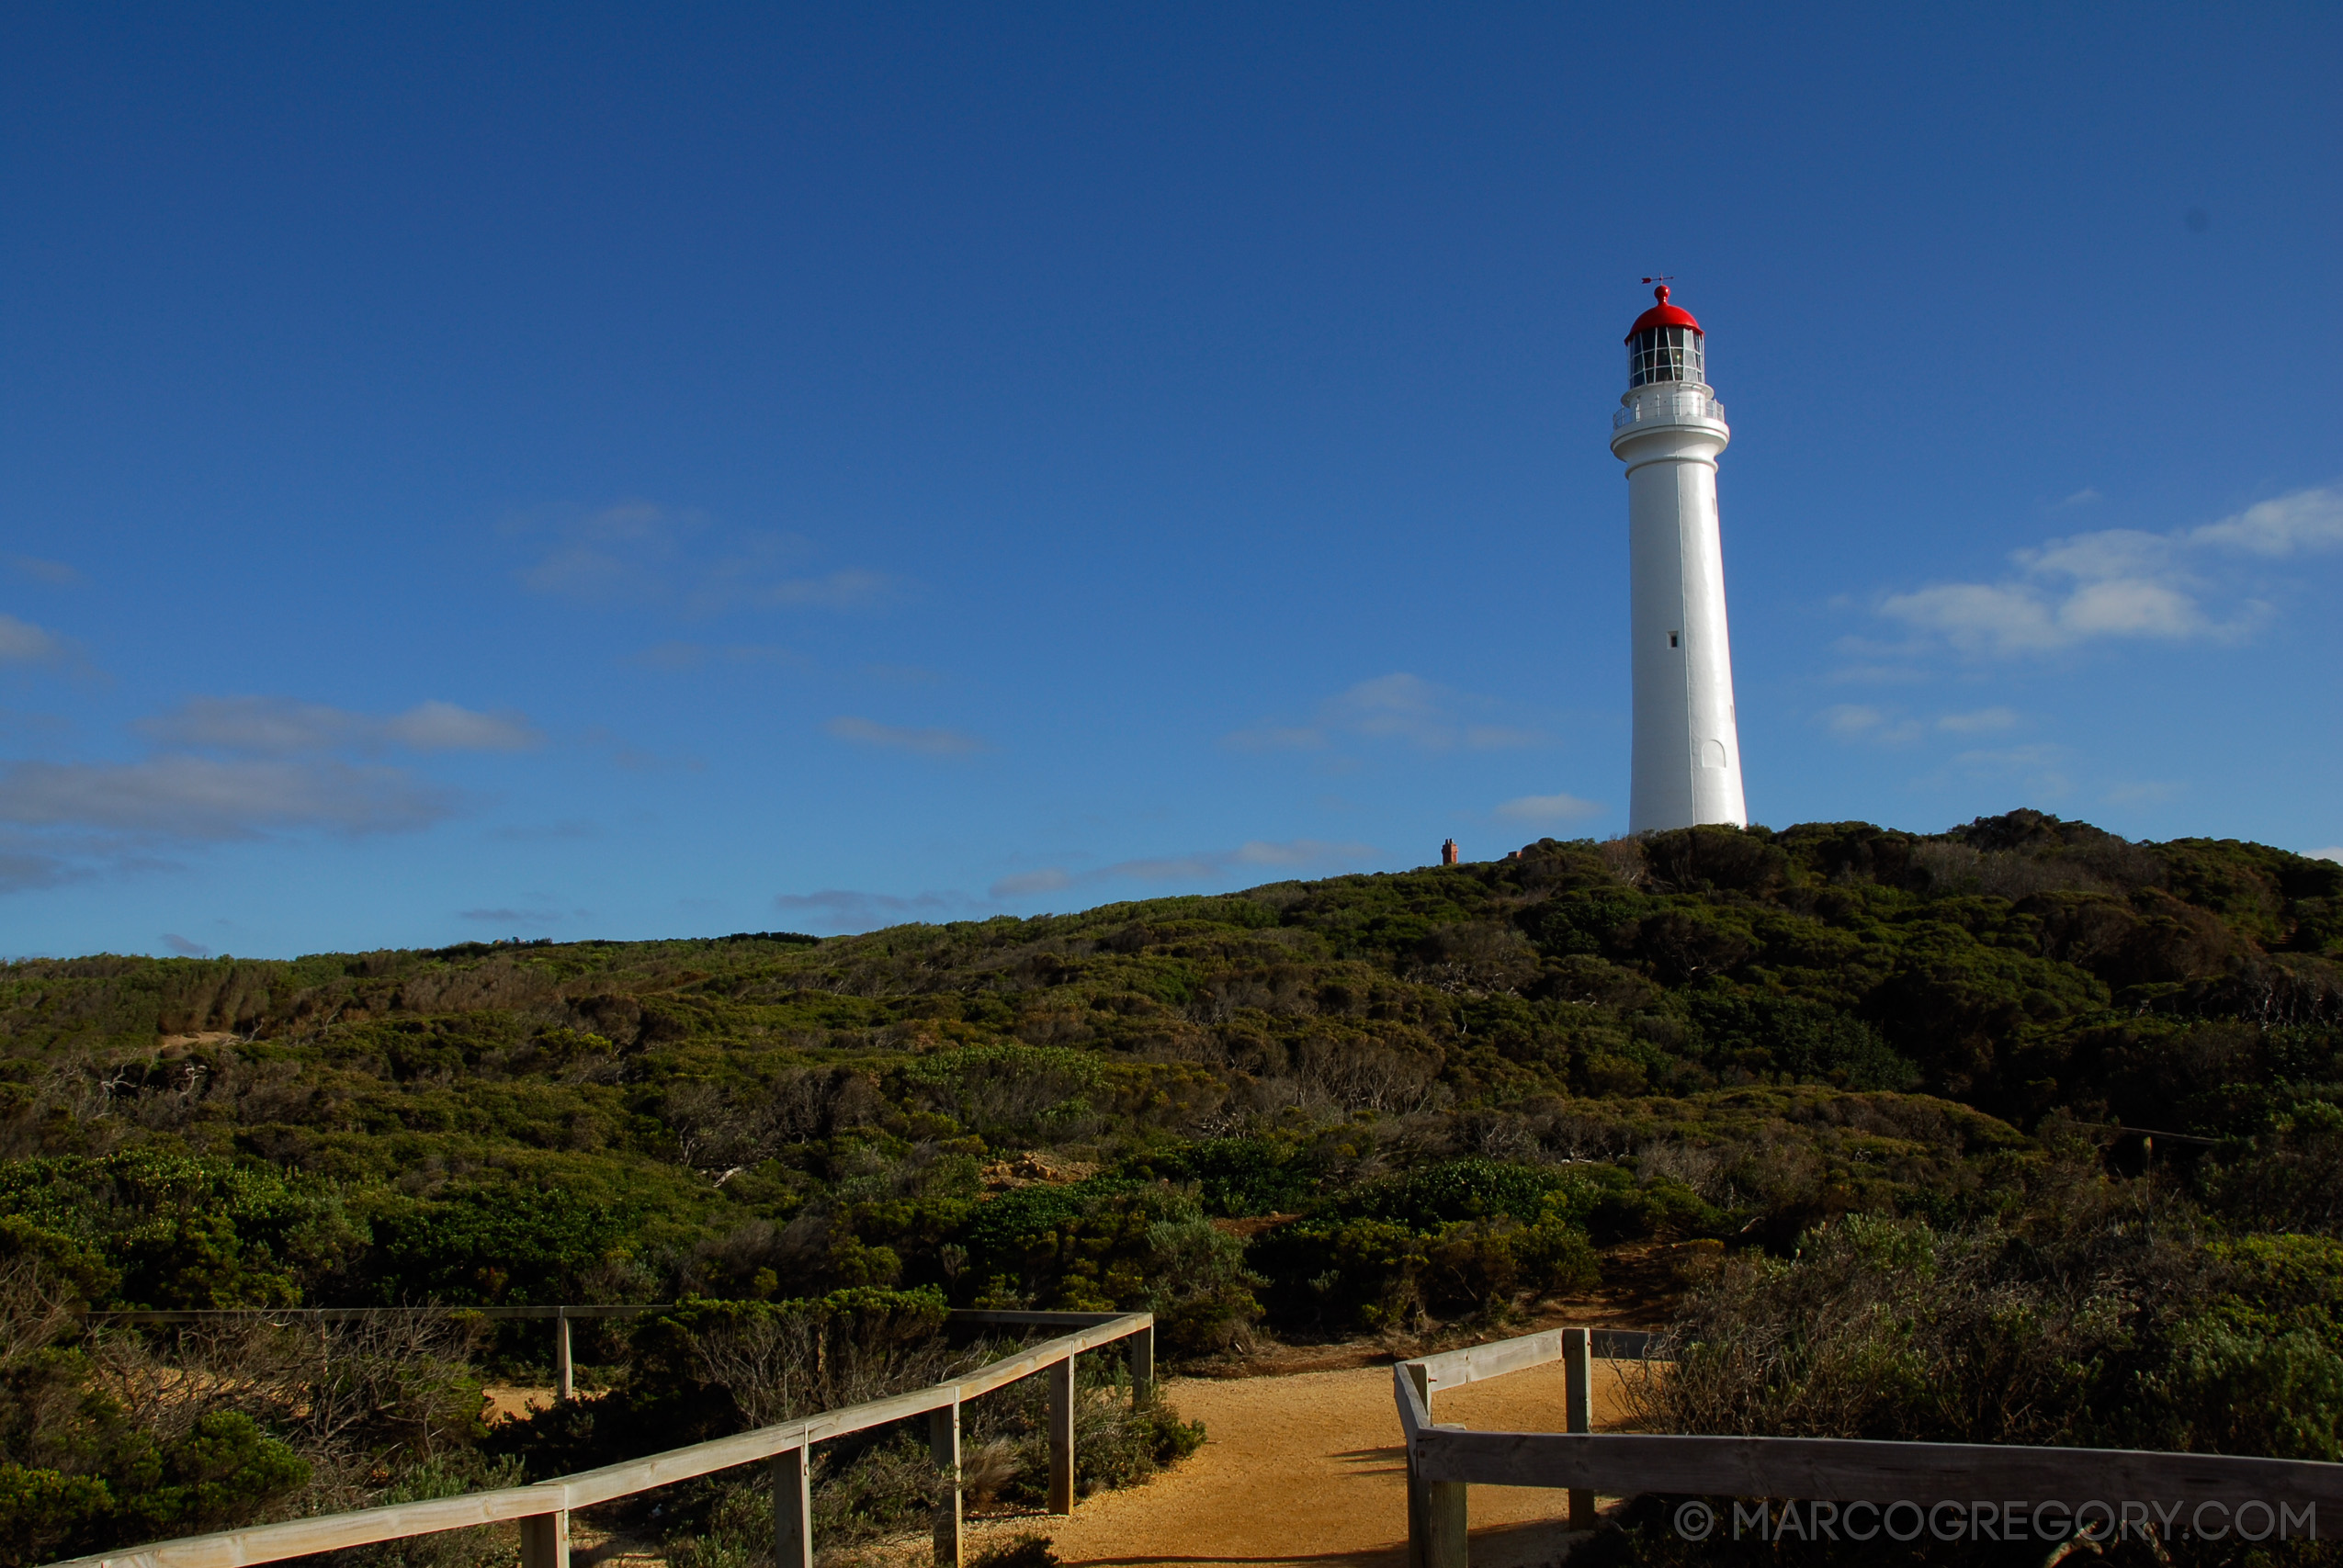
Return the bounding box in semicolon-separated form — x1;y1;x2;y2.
4;811;2343;1565
3;808;2337;1318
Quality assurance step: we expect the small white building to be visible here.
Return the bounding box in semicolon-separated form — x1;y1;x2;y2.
1609;286;1748;833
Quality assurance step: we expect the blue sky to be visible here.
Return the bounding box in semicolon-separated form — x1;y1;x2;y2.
2;4;2338;955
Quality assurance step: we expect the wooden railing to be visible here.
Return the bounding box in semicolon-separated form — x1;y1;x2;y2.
1395;1326;2343;1568
84;1304;685;1401
47;1307;1154;1568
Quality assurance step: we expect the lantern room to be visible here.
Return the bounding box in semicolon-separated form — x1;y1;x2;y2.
1624;285;1705;388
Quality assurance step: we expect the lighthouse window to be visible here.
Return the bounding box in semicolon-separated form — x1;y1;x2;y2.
1670;631;1680;648
1628;326;1705;388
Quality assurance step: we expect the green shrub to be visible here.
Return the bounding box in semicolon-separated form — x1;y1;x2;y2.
1325;1158;1573;1229
0;1465;111;1567
363;1184;638;1306
124;1412;310;1540
1683;991;1919;1090
493;1287;956;1472
0;1150;361;1309
958;1179;1251;1325
336;1453;529;1568
896;1045;1108;1143
1114;1138;1319;1216
1139;1216;1262;1354
1251;1210;1597;1333
2148;1324;2343;1461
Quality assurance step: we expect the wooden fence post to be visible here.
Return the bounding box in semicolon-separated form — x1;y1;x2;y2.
518;1511;569;1568
1424;1478;1467;1568
1048;1353;1077;1515
1128;1323;1154;1409
1406;1363;1432;1568
930;1398;963;1568
773;1445;812;1568
1564;1326;1593;1529
555;1313;574;1402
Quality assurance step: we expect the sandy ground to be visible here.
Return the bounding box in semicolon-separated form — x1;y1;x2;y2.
493;1356;1646;1568
945;1358;1644;1568
483;1385;558;1422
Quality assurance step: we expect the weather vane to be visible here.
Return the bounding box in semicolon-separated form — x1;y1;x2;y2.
1640;276;1675;285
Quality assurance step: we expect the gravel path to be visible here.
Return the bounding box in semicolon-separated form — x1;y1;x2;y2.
952;1357;1642;1568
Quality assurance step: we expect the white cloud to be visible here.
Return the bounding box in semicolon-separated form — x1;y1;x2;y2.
1224;673;1543;753
2309;847;2343;864
139;696;352;752
773;887;960;933
380;701;540;752
0;695;504;879
140;695;540;754
1943;743;2073;799
1877;584;2066;654
825;716;989;757
1953;742;2067;770
0;756;457;839
1221;724;1327;752
2056;576;2210;639
1108;839;1377;882
9;558;80;586
1230;839;1375;867
1876;485;2340;657
761;570;889;609
1936;707;2018;734
1818;705;1923;744
0;614;62;665
1826;704;2022;747
492;820;599;842
517;501;694;601
515;501;889;616
632;642;709;672
990;868;1073;897
627;641;806;672
0;849;77;892
2187;489;2343;556
988;839;1378;900
1335;675;1466;748
1493;792;1604;825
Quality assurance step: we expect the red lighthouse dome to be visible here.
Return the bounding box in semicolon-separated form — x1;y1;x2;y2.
1625;284;1702;341
1624;285;1706;388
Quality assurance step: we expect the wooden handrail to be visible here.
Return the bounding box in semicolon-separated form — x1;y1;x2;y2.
82;1307;1138;1326
1411;1428;2343;1511
1394;1325;2343;1568
1407;1326;1660;1393
41;1310;1155;1568
81;1305;685;1324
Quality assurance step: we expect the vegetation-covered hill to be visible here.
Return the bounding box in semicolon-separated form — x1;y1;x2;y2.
6;809;2343;1565
3;808;2339;1325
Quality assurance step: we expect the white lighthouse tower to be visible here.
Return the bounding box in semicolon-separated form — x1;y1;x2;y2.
1610;285;1748;833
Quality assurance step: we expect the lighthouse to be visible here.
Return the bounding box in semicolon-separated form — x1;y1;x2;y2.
1610;285;1748;833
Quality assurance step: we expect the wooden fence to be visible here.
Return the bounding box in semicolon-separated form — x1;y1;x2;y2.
47;1307;1154;1568
1395;1326;2343;1568
85;1304;686;1401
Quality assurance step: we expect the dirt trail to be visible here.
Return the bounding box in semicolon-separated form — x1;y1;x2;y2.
491;1356;1643;1568
951;1358;1643;1568
483;1385;558;1422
